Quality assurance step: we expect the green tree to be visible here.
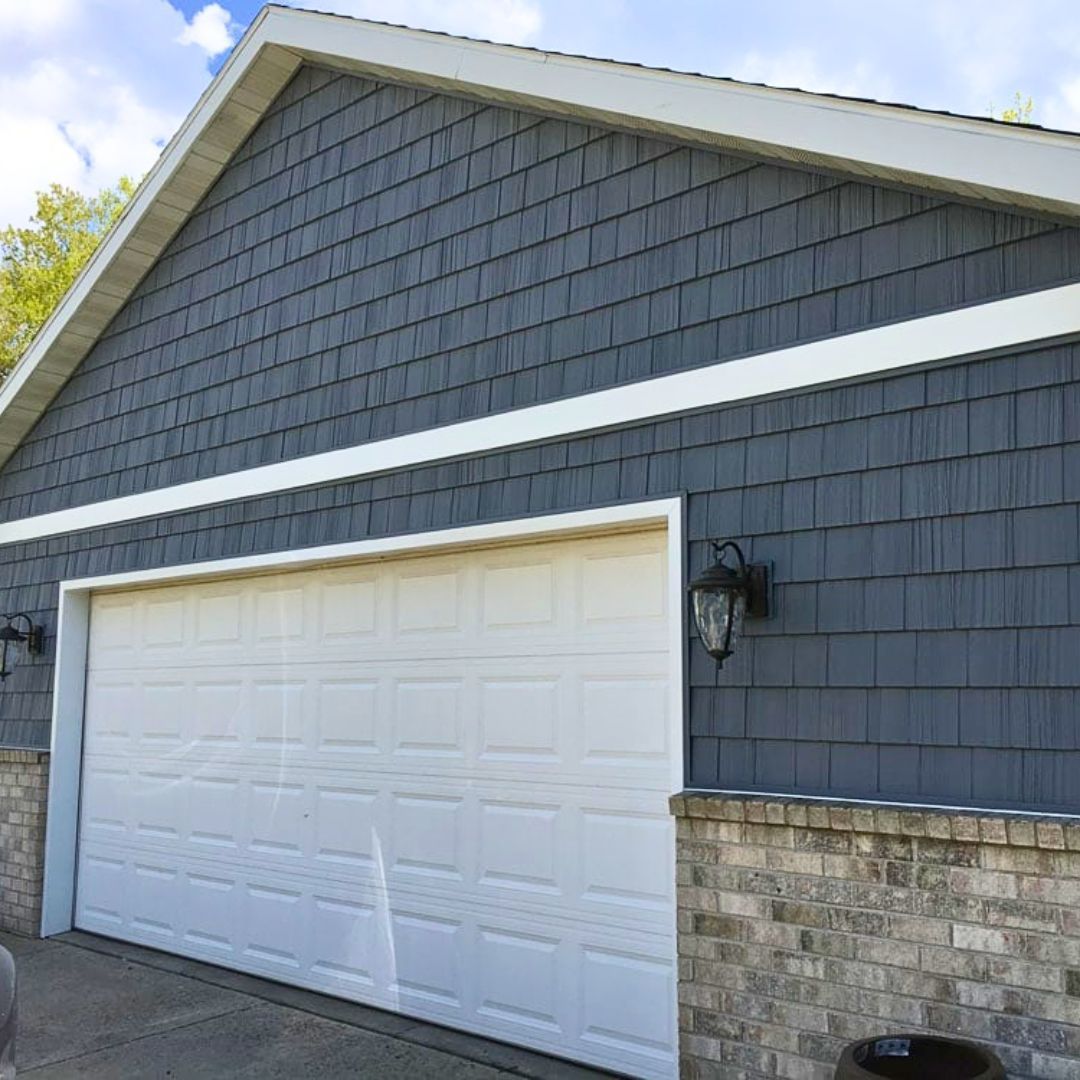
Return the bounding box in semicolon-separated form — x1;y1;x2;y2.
0;178;136;377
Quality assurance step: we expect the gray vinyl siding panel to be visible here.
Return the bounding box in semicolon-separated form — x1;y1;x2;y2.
2;67;1080;811
3;339;1080;811
1;66;1079;517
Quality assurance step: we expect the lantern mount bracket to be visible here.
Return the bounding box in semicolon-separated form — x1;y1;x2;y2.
706;541;770;619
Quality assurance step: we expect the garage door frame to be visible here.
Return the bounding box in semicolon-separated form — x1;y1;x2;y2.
41;496;686;976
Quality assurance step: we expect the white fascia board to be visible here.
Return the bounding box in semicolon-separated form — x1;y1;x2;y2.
268;6;1080;217
3;282;1079;550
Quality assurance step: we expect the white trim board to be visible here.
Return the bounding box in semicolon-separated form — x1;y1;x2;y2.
4;282;1080;549
1;3;1079;474
41;498;686;944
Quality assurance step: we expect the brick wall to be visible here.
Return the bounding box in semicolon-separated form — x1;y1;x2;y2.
673;793;1080;1079
0;751;48;936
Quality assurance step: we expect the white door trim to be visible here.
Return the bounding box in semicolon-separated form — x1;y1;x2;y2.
5;281;1080;551
41;497;685;943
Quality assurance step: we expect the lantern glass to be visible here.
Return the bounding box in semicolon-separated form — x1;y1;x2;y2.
692;585;746;663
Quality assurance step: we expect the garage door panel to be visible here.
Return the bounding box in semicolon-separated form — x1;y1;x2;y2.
85;654;670;789
580;946;677;1061
310;894;379;989
77;530;676;1079
185;871;238;954
79;783;673;941
84;679;136;743
476;925;564;1034
85;535;667;671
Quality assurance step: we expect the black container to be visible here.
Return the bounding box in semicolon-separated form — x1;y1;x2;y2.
835;1034;1006;1080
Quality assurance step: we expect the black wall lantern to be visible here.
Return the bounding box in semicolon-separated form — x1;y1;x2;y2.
688;541;769;666
0;614;44;682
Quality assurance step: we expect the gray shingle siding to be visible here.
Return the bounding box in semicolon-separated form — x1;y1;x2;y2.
1;66;1078;517
1;68;1079;811
3;339;1080;809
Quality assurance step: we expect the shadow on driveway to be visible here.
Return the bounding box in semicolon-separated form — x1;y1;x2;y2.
6;932;613;1079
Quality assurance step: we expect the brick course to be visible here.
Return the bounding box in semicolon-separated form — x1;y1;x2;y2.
0;751;48;936
673;792;1080;1079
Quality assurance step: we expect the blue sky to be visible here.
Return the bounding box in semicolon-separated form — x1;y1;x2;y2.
2;1;1079;227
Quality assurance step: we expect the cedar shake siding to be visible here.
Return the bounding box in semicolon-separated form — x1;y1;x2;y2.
1;67;1079;810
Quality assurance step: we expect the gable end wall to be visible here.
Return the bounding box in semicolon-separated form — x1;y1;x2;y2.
0;68;1079;811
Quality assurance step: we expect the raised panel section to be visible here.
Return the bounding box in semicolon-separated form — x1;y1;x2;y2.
582;550;665;623
80;767;128;835
483;563;554;627
312;897;376;987
479;679;559;761
252;681;305;746
582;811;674;911
192;681;243;744
243;885;303;969
143;599;185;648
315;787;376;866
318;680;378;752
397;570;460;632
390;912;462;1006
477;928;561;1033
255;587;305;642
196;592;243;645
86;681;136;742
582;677;669;764
478;801;560;894
189;778;239;848
130;862;178;939
184;873;236;953
250;783;305;857
90;601;136;657
321;576;377;639
132;771;183;840
393;680;462;755
141;683;185;744
392;794;463;881
581;947;676;1059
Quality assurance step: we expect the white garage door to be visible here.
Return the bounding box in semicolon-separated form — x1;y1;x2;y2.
74;529;678;1078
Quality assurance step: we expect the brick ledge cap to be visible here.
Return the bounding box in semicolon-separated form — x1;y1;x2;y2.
670;790;1080;848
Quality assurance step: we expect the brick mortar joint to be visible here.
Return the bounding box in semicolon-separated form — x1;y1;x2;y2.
0;751;49;765
670;792;1080;850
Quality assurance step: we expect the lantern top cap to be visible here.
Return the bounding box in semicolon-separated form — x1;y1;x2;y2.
687;540;751;593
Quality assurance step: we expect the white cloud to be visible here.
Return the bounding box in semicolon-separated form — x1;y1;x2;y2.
288;0;543;44
176;3;236;57
729;46;895;103
0;1;229;229
1041;75;1080;131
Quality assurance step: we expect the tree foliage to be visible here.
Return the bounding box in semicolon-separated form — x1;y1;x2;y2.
0;179;136;377
998;92;1035;124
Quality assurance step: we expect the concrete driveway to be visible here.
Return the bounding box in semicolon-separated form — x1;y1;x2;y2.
5;931;612;1079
